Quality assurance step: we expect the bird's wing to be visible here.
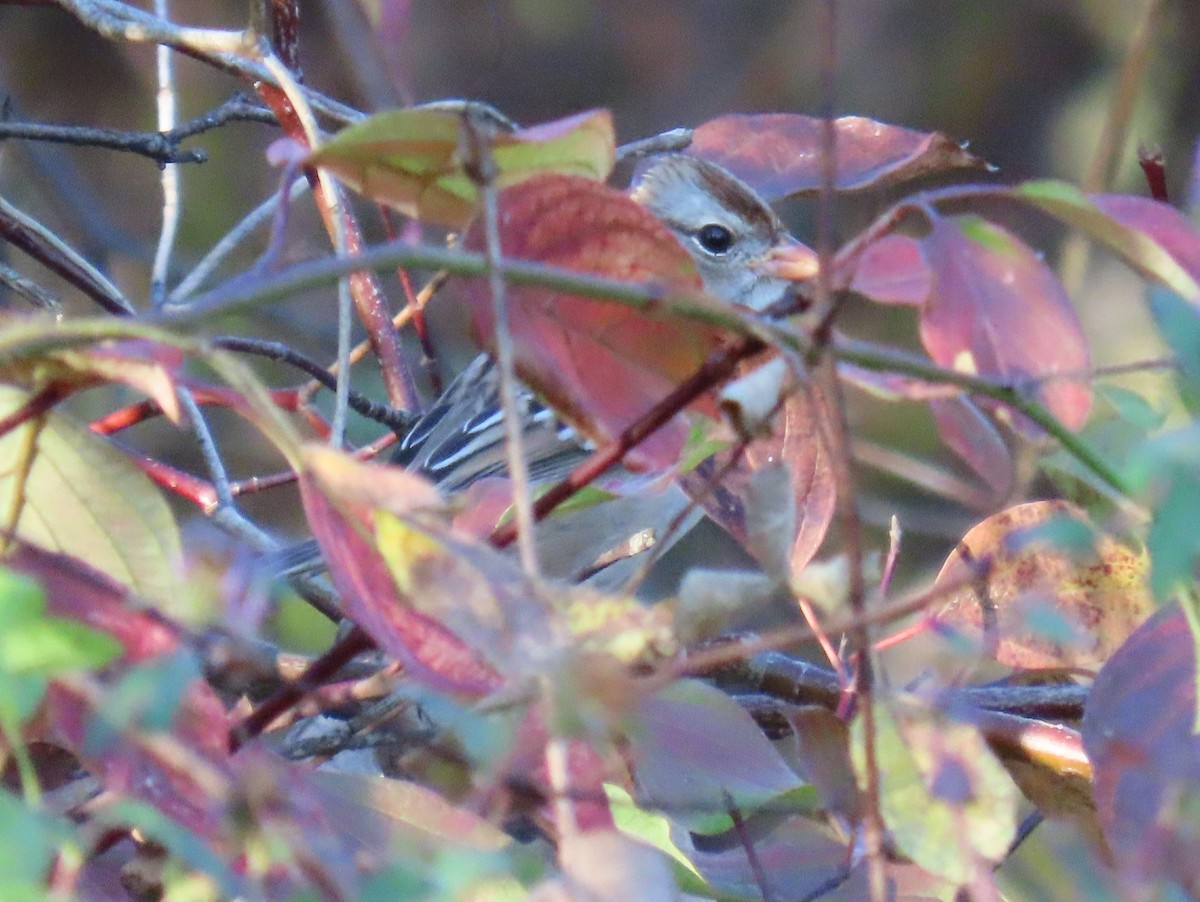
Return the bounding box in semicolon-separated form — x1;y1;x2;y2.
392;354;590;491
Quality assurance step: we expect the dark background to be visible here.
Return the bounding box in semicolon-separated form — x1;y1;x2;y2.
0;0;1195;567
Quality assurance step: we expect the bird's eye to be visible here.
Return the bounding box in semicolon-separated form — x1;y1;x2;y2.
696;224;734;255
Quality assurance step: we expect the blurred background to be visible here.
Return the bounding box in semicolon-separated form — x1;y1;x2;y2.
0;6;1189;892
0;0;1196;584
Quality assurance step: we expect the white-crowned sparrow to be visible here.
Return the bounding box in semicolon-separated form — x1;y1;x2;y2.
279;154;816;585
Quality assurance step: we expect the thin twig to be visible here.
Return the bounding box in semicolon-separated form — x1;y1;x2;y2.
0;194;134;315
257;47;354;449
210;336;416;432
151;0;180;307
726;793;778;902
465;117;541;579
163;240;1133;499
614;128;692;164
812;1;883;896
490;335;765;550
168;94;278;139
170;178;309;303
256;45;416;417
0;262;62;313
231;626;373;750
50;0;361;125
176;387;236;509
0;121;205;164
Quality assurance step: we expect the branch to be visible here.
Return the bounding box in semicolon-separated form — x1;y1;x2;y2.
0;194;134;314
210;335;417;433
50;0;361;125
163;238;1136;501
0;120;204;165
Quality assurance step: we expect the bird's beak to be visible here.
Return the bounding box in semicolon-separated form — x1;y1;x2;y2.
755;236;820;282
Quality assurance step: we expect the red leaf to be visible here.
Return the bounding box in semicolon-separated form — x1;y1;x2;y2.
685;386;836;574
298;473;503;696
920;215;1092;430
1082;604;1200;892
56;340;184;423
6;544;235;841
1093;194;1200;287
462;174;728;471
503;706;616;833
7;543;179;663
929;397;1013;498
845;234;932;306
689;113;986;200
46;679;232;840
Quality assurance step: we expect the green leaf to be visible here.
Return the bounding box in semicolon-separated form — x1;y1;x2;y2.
1149;286;1200;413
1125;424;1200;598
0;617;121;674
606;783;719;898
0;673;47;730
0;791;70;888
1095;384;1165;433
310;106;616;228
85;651;199;756
0;385;183;605
359;867;431;902
0;570;45;623
851;698;1017;883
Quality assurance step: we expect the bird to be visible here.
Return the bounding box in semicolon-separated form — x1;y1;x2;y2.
277;153;817;585
392;154;817;491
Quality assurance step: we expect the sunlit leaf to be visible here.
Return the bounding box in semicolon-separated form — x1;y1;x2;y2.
689;113;987;200
45;340;183;423
0;386;183;604
374;511;556;677
606;783;717;897
921;215;1092;430
298;467;503;696
310;107;615;228
934;501;1152;671
853;698;1017;883
461;173;726;471
1016;181;1200;303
